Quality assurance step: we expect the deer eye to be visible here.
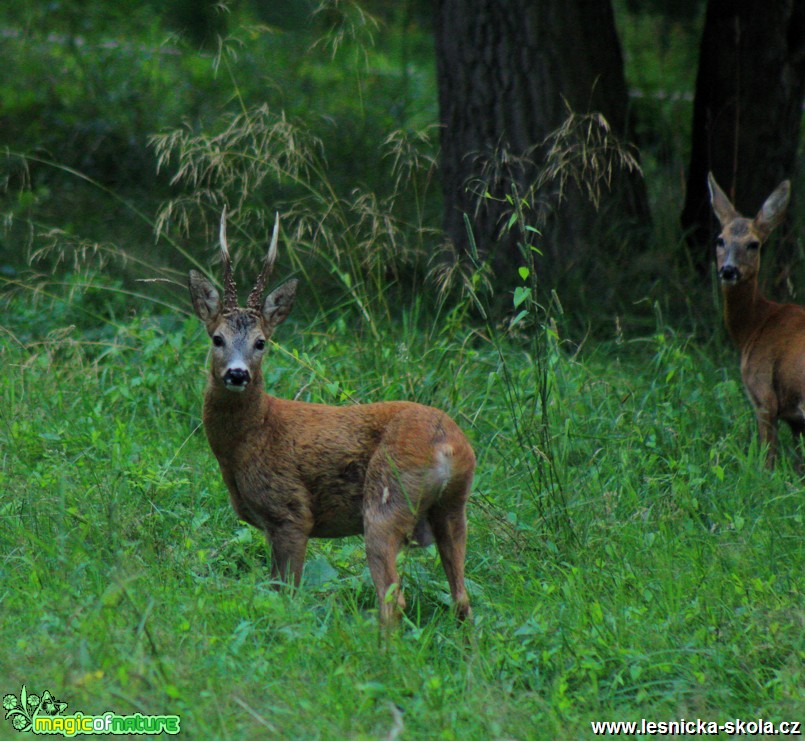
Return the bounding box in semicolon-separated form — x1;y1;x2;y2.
212;335;225;347
255;338;266;351
746;241;760;251
715;236;725;248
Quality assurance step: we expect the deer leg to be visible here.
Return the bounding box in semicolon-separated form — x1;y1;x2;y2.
267;525;309;588
786;418;805;473
755;408;779;469
362;462;420;625
429;499;472;622
364;519;408;626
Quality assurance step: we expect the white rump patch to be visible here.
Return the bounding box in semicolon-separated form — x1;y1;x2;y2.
433;445;454;482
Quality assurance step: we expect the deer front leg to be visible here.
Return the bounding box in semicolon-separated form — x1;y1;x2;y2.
746;383;779;469
785;418;805;474
755;409;779;469
267;524;310;587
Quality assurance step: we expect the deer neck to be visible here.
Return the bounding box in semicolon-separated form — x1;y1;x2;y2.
721;278;774;349
202;370;272;459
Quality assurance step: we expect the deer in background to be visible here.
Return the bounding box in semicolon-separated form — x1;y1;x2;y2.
188;211;475;625
708;172;805;469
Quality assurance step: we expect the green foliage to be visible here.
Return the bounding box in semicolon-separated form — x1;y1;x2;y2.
615;0;704;165
0;3;803;736
1;273;802;738
150;100;440;342
0;0;438;278
0;0;760;332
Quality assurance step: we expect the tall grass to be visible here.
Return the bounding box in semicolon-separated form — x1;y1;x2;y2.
4;143;801;739
1;9;803;739
1;274;802;737
150;104;436;343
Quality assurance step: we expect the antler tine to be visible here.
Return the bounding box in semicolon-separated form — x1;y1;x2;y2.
247;212;280;309
219;206;238;310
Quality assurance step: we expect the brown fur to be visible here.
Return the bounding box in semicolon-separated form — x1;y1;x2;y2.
708;172;805;468
188;222;475;625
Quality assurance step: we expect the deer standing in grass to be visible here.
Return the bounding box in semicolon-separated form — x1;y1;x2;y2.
188;212;475;625
708;172;805;469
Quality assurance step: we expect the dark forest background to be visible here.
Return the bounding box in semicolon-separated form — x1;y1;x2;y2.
1;0;804;331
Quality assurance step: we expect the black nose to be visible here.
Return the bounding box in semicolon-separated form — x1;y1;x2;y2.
224;368;250;387
719;265;740;283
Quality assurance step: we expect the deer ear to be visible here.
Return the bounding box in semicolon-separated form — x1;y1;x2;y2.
754;180;790;239
262;279;298;330
707;172;740;227
189;270;222;324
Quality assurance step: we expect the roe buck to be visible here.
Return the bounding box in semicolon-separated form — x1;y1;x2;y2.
188;212;476;625
708;171;805;468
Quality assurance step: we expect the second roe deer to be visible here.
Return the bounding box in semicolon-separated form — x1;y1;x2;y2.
708;171;805;468
188;211;476;625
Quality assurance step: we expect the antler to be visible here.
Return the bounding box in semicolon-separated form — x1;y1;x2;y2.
247;212;280;309
219;206;239;311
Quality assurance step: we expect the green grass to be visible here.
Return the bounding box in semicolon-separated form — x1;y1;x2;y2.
1;5;802;737
1;278;802;739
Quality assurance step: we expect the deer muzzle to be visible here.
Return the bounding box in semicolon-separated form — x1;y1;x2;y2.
718;264;741;285
223;367;250;391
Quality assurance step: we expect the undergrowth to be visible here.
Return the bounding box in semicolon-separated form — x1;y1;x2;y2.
0;7;802;738
0;268;802;738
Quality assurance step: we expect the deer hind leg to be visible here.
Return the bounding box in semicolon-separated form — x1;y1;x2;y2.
428;481;472;622
364;520;408;626
362;462;422;625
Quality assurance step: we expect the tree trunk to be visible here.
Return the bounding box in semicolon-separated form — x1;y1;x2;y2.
433;0;650;300
681;0;805;275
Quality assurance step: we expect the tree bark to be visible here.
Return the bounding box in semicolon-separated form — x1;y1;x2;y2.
681;0;805;274
433;0;650;296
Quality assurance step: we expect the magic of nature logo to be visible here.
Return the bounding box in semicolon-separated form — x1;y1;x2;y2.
3;685;180;736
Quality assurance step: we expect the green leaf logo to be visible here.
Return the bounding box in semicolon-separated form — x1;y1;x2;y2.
3;685;67;733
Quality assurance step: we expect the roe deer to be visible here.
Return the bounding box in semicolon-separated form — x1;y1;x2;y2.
708;171;804;468
188;212;475;625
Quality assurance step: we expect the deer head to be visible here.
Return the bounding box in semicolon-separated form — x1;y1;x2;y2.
708;172;790;286
188;210;298;392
